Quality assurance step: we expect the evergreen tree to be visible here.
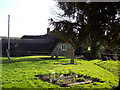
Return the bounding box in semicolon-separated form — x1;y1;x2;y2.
50;2;120;88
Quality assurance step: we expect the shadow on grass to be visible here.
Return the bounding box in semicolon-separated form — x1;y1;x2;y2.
1;56;67;64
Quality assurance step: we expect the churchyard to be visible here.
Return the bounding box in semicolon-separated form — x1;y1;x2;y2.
1;56;119;89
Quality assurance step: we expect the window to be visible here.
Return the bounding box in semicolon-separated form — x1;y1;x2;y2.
61;45;66;51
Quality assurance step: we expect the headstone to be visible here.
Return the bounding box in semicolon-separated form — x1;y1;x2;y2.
102;56;107;61
113;54;118;60
108;57;112;60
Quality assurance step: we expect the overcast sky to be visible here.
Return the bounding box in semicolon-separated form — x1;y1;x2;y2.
0;0;57;37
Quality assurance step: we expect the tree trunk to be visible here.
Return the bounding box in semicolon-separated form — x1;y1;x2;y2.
70;58;74;64
51;55;54;59
55;55;58;59
91;41;101;59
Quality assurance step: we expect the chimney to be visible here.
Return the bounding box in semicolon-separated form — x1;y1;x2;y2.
47;28;50;34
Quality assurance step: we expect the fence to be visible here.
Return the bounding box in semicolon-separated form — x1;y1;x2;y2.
1;50;120;60
2;51;51;57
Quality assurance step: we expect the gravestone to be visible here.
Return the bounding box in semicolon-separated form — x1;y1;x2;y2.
102;56;108;61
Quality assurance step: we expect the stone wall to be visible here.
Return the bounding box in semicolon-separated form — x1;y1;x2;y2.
51;43;74;58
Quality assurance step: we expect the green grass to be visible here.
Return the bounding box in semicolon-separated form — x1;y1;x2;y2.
1;56;119;89
90;60;119;76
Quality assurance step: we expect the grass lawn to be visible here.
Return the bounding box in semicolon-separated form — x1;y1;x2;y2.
1;56;119;89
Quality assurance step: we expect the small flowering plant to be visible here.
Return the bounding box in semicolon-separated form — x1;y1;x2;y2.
60;74;64;83
50;70;55;79
68;67;73;75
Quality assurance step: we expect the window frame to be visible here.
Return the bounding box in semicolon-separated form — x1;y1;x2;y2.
61;44;66;51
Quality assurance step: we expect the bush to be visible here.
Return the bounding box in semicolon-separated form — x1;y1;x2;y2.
83;50;92;60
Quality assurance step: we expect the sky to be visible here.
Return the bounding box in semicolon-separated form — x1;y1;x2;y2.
0;0;57;37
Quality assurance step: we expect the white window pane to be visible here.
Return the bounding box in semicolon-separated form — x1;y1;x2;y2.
61;45;66;51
